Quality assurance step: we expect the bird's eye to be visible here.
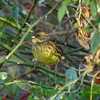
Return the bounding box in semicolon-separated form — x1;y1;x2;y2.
32;36;36;39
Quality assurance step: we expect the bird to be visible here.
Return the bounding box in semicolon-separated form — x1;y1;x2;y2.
32;32;62;64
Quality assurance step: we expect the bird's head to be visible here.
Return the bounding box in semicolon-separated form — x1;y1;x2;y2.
32;32;49;44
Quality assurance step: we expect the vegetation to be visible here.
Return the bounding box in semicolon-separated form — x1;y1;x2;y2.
0;0;100;99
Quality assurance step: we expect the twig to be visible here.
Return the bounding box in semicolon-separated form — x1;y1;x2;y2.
81;15;97;31
0;41;28;62
18;0;37;34
5;79;56;90
0;17;20;30
15;68;36;80
50;79;78;100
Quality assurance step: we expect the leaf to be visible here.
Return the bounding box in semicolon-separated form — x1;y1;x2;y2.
91;32;100;53
82;0;90;5
80;85;100;99
0;19;5;38
0;32;3;38
95;16;100;24
57;0;71;22
12;5;20;18
57;2;66;22
67;95;76;100
90;0;97;17
63;0;71;4
65;68;78;81
0;72;8;80
28;93;40;100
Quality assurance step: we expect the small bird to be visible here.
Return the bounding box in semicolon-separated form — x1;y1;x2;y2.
32;32;62;64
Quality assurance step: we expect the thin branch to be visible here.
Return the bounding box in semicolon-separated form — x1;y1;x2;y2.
18;0;37;34
50;79;78;100
0;17;20;30
5;79;56;90
0;41;28;62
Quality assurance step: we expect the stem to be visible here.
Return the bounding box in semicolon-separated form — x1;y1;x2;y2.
18;0;37;34
5;79;56;90
0;17;20;30
50;79;78;100
90;71;100;100
0;41;27;62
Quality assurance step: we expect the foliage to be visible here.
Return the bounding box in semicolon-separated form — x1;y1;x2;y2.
0;0;100;100
57;0;71;22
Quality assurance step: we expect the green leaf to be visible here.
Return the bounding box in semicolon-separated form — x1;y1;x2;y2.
28;94;40;100
57;2;66;22
0;20;5;38
63;0;71;4
0;32;3;37
90;0;97;17
0;72;8;80
82;0;90;5
57;0;71;22
80;85;100;99
91;32;100;53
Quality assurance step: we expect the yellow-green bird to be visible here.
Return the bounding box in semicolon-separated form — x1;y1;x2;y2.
32;32;62;64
